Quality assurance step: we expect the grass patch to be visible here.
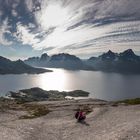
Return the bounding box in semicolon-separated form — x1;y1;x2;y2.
0;97;21;111
0;97;50;119
118;98;140;105
19;104;50;119
75;105;93;114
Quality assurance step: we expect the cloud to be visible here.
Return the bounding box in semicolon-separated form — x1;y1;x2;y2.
0;10;2;16
14;23;40;48
24;0;34;12
1;0;140;58
23;0;140;57
0;18;13;46
11;9;18;17
96;0;140;18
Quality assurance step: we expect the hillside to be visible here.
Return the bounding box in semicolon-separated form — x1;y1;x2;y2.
87;49;140;73
0;98;140;140
0;56;52;74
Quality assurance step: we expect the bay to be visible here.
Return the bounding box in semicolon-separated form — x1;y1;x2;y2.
0;68;140;101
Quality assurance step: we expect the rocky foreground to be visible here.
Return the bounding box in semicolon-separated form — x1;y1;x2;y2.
0;97;140;140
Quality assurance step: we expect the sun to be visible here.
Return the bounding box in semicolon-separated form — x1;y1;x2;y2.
40;4;69;29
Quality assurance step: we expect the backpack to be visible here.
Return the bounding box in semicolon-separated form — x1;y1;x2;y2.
75;111;79;119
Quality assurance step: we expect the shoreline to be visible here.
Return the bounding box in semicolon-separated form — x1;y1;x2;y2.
1;86;140;103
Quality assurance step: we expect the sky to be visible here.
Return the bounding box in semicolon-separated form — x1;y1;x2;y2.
0;0;140;60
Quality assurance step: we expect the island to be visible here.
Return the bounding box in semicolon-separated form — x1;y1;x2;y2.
6;87;90;102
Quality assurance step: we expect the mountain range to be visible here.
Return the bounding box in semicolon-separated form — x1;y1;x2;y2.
24;53;90;70
87;49;140;73
0;56;52;74
24;49;140;73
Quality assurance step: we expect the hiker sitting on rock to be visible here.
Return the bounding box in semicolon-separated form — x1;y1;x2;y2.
75;109;86;122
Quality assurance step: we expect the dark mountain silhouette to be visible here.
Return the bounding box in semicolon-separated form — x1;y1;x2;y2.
25;49;140;73
119;49;140;61
0;56;52;74
87;49;140;73
25;53;89;70
40;53;50;61
100;50;118;60
48;53;84;69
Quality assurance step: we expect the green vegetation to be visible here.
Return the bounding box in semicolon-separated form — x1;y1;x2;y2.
20;104;50;119
0;97;50;119
1;88;90;119
118;98;140;105
8;88;90;102
75;105;93;114
0;97;19;111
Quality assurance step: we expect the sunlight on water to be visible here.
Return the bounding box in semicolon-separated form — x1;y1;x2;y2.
37;69;67;91
0;68;140;101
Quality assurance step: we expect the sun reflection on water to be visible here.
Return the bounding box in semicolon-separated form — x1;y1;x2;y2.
37;69;67;91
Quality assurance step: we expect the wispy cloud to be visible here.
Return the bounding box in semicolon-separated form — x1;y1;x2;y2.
0;18;13;46
14;23;40;48
1;0;140;58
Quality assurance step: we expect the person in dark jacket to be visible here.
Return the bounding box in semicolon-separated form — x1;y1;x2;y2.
75;109;86;122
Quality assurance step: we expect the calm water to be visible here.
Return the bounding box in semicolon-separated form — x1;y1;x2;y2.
0;68;140;101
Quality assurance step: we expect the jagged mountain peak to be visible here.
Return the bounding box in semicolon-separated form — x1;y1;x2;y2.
107;50;114;54
50;53;81;61
99;50;117;60
40;53;49;61
14;59;27;65
41;53;49;57
120;49;135;56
